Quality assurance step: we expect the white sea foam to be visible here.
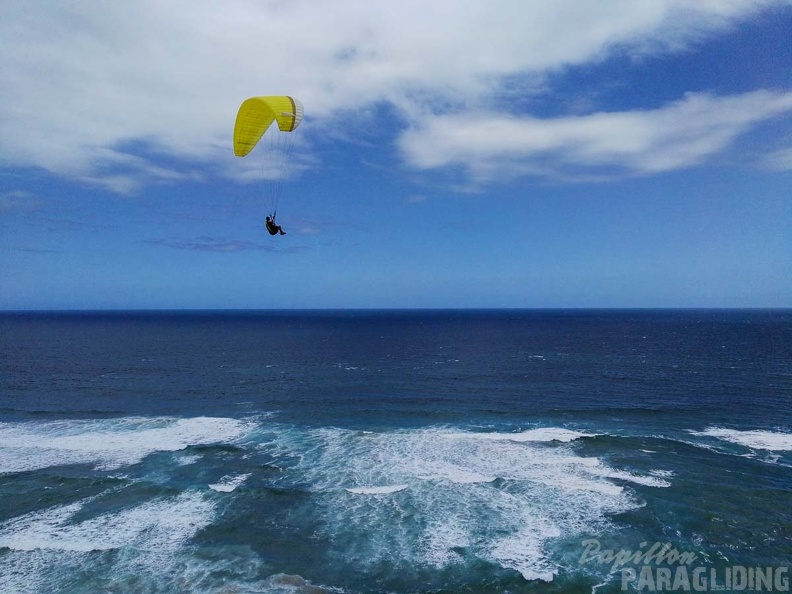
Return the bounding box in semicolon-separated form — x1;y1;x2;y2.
488;509;561;582
586;466;671;488
417;463;497;484
0;489;218;593
417;473;496;484
209;473;251;492
0;416;253;474
346;484;408;495
175;454;202;466
445;428;595;443
271;424;666;583
421;518;470;567
0;490;214;552
691;427;792;451
0;551;51;594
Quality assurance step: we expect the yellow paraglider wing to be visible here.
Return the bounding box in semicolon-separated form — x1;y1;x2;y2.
233;96;304;157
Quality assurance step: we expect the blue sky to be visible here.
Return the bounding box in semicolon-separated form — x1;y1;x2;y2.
1;1;791;309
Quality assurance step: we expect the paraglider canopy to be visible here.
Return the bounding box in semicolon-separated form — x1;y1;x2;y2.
232;95;304;223
233;96;304;157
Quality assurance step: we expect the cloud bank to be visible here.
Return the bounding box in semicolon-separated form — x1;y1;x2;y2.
399;90;792;182
1;0;791;191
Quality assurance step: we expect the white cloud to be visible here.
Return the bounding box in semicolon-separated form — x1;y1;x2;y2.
0;0;790;191
760;146;792;171
398;90;792;182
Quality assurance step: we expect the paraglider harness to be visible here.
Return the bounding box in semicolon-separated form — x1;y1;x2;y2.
265;212;281;236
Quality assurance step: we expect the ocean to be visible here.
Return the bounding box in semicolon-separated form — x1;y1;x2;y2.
0;310;790;593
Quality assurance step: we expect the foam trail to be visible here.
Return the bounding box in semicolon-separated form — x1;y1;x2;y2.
209;473;251;493
691;427;792;451
0;416;253;473
346;484;408;494
0;491;214;552
445;428;595;443
175;454;202;466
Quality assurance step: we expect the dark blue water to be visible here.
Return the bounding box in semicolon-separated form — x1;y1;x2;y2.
0;310;790;593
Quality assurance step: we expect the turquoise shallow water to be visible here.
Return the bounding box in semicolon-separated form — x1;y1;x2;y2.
0;310;790;593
